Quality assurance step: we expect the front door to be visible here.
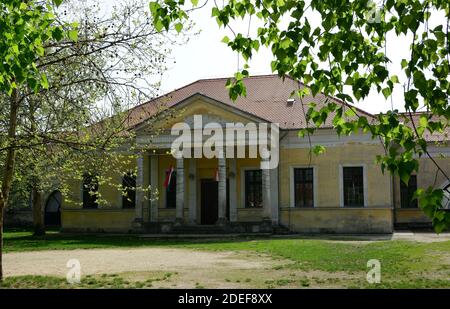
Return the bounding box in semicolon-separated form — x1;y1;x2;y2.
200;179;229;225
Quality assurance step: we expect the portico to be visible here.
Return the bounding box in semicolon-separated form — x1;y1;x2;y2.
128;92;279;232
132;150;277;231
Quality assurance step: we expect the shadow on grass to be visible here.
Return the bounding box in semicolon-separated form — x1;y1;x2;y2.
4;227;281;252
3;226;400;254
4;227;398;252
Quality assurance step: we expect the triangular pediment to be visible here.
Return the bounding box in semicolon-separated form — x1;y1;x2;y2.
134;93;268;134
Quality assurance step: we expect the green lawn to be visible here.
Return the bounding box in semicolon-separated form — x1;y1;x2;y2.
2;228;450;288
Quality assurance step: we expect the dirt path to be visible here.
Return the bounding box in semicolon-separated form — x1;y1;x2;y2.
3;247;277;278
4;248;357;288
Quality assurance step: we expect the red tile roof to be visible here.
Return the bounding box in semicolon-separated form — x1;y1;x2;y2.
398;112;450;143
126;74;375;130
125;74;448;142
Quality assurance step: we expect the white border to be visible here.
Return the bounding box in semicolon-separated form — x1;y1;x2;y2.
339;164;368;207
289;165;318;208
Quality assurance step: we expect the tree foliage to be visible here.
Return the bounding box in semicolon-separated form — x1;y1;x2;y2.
0;0;189;280
149;0;450;232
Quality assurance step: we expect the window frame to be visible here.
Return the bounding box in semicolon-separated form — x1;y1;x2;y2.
82;173;99;209
339;164;368;208
165;170;177;209
290;166;317;208
400;175;418;209
121;172;137;209
439;181;450;210
241;167;263;209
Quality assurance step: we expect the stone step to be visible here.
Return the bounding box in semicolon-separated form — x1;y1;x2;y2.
171;225;229;234
272;225;292;235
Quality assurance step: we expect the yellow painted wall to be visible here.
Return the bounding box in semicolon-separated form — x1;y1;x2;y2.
62;209;135;232
237;208;263;222
279;143;391;208
61;153;149;230
280;208;393;233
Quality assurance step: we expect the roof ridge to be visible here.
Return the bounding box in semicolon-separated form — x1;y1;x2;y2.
131;73;281;111
195;73;279;83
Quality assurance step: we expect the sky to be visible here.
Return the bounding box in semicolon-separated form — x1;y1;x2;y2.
159;1;417;115
94;0;444;115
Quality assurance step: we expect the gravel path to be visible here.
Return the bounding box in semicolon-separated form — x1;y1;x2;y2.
3;248;275;278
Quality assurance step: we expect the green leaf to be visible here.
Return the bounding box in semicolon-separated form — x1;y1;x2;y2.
149;2;159;15
41;74;49;89
191;0;199;6
68;30;78;42
52;27;64;41
419;115;428;128
312;145;326;155
390;75;399;84
53;0;63;7
382;87;392;99
401;59;408;69
154;20;164;32
175;23;183;33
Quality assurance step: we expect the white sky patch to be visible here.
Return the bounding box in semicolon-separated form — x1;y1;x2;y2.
95;1;447;115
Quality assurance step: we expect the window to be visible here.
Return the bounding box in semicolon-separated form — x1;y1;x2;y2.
294;168;314;207
443;183;450;210
343;166;364;207
82;173;98;209
166;171;176;208
400;175;418;208
245;169;262;208
122;172;136;209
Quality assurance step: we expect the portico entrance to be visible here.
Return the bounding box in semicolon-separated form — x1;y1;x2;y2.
200;178;229;225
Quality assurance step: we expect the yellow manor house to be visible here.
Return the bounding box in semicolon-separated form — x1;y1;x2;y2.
51;75;450;234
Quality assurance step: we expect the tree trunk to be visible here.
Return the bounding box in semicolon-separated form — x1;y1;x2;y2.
0;199;4;282
32;187;45;236
0;88;20;282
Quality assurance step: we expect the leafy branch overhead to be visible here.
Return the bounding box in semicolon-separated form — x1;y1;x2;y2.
149;0;450;232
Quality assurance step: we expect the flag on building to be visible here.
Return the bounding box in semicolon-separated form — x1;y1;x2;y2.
164;165;174;188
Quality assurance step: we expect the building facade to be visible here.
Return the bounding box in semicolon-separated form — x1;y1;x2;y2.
58;75;450;234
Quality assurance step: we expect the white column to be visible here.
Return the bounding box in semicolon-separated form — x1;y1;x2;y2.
229;159;237;222
188;158;197;224
175;158;184;222
217;157;227;223
262;160;272;220
270;166;279;224
149;154;158;222
135;154;144;222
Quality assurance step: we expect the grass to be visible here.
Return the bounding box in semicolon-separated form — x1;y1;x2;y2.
0;272;174;289
3;228;179;253
3;228;450;288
